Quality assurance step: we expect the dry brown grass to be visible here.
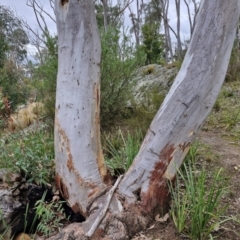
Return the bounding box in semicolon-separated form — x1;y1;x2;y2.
8;102;44;131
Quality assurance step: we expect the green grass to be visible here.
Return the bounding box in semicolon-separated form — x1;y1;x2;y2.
169;145;231;240
207;82;240;134
103;129;143;172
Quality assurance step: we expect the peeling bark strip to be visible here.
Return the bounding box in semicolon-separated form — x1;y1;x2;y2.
118;0;240;213
54;0;108;216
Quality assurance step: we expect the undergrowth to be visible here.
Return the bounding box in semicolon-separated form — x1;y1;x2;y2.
32;191;68;237
0;129;54;185
169;144;234;240
103;129;143;173
206;81;240;141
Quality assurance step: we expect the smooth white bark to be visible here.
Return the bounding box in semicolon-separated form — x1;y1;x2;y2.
54;0;106;216
118;0;240;209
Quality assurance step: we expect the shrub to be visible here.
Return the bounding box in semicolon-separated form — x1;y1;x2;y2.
32;36;58;125
100;27;145;129
33;192;67;237
226;40;240;82
0;129;54;185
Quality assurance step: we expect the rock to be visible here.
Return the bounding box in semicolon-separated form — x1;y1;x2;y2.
133;64;178;104
0;168;53;238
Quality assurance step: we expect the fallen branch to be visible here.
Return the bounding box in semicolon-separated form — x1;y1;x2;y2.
86;175;124;238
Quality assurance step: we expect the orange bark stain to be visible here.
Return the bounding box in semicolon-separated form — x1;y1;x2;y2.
71;202;81;213
67;153;74;171
141;144;175;212
55;174;69;200
93;83;109;183
56;119;84;184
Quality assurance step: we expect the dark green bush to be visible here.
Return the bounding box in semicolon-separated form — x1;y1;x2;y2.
100;27;145;129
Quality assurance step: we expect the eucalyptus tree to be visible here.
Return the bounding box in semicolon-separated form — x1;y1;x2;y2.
54;0;240;239
0;5;29;66
0;5;29;111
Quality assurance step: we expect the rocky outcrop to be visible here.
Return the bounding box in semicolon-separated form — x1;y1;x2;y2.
133;64;178;104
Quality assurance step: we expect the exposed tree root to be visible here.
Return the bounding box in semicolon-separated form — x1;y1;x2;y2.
45;192;162;240
86;175;123;237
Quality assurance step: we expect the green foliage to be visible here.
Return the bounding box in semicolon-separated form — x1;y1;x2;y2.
126;88;165;134
140;23;164;64
144;0;161;25
0;5;29;64
226;40;240;82
100;27;145;129
0;209;9;240
0;130;54;185
0;61;30;111
33;192;67;237
103;129;142;172
94;3;121;30
222;109;240;130
213;100;221;112
32;35;58;123
0;30;8;69
0;5;29;111
169;145;230;240
0;92;7;129
207;82;240;135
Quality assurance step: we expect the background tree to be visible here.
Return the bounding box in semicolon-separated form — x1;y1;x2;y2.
100;27;145;129
0;5;29;114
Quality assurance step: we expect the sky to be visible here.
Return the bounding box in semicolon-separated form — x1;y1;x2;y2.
0;0;197;54
1;0;56;33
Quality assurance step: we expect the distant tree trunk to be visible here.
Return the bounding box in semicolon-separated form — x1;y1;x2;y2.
184;0;193;35
129;6;140;47
101;0;108;32
54;0;240;239
192;0;199;33
184;0;199;37
175;0;183;60
159;0;173;62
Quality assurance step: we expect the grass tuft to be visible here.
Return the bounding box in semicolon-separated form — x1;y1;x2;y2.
169;145;231;240
103;129;142;173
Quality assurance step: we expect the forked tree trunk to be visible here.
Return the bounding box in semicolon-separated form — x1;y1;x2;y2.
54;0;240;239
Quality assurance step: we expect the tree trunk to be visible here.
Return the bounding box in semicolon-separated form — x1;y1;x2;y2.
54;0;240;239
54;0;108;217
175;0;183;60
192;0;199;34
183;0;193;35
159;0;174;62
101;0;108;32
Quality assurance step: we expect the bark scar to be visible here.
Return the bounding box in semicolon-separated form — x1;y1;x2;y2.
126;169;145;191
61;0;69;6
149;148;161;157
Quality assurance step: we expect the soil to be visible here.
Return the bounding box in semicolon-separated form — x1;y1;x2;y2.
131;128;240;240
